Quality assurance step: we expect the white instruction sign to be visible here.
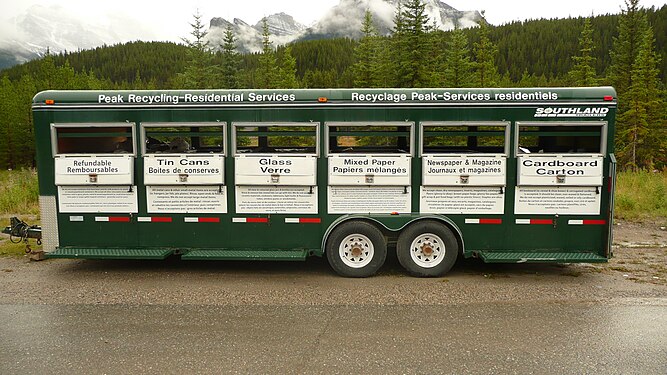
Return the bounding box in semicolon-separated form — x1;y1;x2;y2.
518;156;603;186
147;185;227;213
58;185;138;213
328;155;410;185
55;156;134;185
235;156;316;185
515;186;601;215
328;186;411;214
236;186;317;214
144;155;224;185
420;186;505;214
422;155;506;186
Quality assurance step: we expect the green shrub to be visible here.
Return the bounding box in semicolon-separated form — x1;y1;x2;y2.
0;169;40;217
615;170;667;221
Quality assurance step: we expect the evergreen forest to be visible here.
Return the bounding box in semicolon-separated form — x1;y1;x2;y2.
0;0;665;171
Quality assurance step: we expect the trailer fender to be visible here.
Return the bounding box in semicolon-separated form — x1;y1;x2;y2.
321;215;465;255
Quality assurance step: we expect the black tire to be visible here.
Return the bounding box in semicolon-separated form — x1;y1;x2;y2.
325;221;387;278
396;220;459;277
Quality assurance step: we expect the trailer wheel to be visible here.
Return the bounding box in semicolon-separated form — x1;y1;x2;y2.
326;221;387;278
397;221;459;277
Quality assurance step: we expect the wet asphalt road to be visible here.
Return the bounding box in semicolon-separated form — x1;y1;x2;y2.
0;256;666;374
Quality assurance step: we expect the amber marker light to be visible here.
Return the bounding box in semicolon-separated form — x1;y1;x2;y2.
318;97;328;103
45;99;55;105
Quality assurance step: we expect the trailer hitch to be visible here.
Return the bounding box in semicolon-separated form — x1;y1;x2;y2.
2;217;44;260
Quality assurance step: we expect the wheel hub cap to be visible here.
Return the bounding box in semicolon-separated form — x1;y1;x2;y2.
351;244;363;257
421;243;434;256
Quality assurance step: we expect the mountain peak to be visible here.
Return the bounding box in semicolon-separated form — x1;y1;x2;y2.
206;0;481;53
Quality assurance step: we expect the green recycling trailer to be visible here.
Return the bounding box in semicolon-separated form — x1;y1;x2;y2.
32;87;617;277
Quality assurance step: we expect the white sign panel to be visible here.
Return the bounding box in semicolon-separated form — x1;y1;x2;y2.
518;156;603;186
235;156;316;185
58;185;138;213
328;155;410;186
55;156;134;185
328;186;411;214
422;155;506;186
236;186;317;214
144;155;224;185
147;185;227;213
420;186;505;214
515;186;601;215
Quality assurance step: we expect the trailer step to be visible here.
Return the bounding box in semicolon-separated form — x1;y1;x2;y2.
181;249;308;261
47;248;173;260
477;252;608;263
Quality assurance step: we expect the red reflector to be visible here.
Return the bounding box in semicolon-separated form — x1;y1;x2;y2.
603;96;614;101
198;217;220;223
152;217;172;223
583;220;606;225
531;219;553;225
247;218;269;223
479;218;502;224
108;216;130;222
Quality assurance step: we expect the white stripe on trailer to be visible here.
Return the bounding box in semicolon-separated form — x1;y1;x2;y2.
137;217;151;222
69;216;84;222
232;217;247;223
184;217;199;223
465;219;481;224
568;220;584;225
95;217;109;222
515;219;531;225
285;218;300;223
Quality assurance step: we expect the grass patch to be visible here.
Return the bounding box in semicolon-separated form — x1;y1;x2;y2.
0;169;39;218
615;170;667;222
0;239;30;257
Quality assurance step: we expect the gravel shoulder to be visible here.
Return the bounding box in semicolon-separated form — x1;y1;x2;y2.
0;220;665;307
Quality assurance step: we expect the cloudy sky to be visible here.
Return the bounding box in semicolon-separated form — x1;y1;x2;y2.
1;0;666;43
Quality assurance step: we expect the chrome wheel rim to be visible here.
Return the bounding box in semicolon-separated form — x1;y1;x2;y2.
339;233;374;268
409;233;445;268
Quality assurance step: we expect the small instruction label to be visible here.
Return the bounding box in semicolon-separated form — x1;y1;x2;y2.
328;186;411;214
515;186;601;215
58;186;138;213
420;186;505;214
236;186;317;214
147;186;227;213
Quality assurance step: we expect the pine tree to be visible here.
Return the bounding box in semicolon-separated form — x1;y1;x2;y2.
617;17;665;170
609;0;646;96
352;10;380;88
256;18;279;89
610;0;666;170
568;18;599;86
220;25;241;89
278;46;299;88
0;77;12;168
178;10;213;89
473;13;500;87
394;0;430;88
442;26;473;87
